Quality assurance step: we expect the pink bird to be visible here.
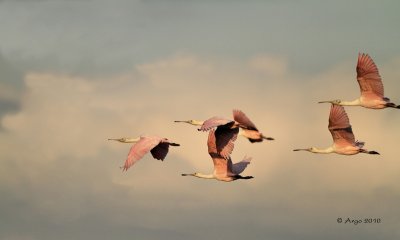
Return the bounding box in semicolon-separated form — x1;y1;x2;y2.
293;104;379;155
175;109;274;158
319;53;400;109
197;116;240;159
108;135;179;171
181;129;254;182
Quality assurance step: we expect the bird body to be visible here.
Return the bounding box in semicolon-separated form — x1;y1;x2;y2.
319;53;400;109
293;104;379;155
182;129;253;182
108;135;179;171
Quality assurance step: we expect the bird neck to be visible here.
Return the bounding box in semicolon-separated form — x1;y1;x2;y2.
195;173;215;179
338;99;361;106
311;147;334;154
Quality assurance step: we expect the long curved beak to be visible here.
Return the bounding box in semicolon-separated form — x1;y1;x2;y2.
293;148;308;151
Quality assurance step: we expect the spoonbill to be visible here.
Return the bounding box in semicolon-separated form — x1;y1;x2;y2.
319;53;400;109
175;109;274;143
108;135;179;171
293;104;379;155
181;129;254;182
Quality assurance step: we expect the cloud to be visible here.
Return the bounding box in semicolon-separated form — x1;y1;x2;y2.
0;52;24;121
0;54;399;240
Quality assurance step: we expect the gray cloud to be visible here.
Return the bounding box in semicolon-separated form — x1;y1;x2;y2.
0;54;399;240
0;1;399;76
1;1;400;239
0;52;23;123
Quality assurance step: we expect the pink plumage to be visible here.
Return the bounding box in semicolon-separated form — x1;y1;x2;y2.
122;136;179;171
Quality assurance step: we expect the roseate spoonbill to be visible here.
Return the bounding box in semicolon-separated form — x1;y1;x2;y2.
293;104;379;155
319;53;400;109
175;109;274;143
181;129;254;182
108;135;179;171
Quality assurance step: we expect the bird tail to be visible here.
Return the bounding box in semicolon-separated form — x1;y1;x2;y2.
367;151;380;155
235;175;254;180
385;102;400;109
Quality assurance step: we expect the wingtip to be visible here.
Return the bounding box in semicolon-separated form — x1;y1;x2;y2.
369;151;380;155
263;137;275;141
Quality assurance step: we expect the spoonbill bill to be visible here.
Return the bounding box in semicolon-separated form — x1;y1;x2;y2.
181;129;254;182
293;104;379;155
108;135;179;171
319;53;400;109
175;109;274;143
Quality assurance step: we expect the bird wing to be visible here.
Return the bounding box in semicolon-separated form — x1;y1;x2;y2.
150;139;180;160
208;128;238;159
122;136;162;171
330;127;356;147
231;156;252;175
328;104;350;129
199;116;234;131
150;142;170;161
328;105;356;146
232;109;258;130
356;53;384;99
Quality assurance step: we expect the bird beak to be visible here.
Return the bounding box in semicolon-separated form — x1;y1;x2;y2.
293;148;308;151
318;100;333;104
181;173;194;176
108;138;124;142
174;120;190;123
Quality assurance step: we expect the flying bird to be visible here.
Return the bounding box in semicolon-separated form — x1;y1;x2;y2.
175;109;274;143
181;129;254;182
319;53;400;109
108;135;179;171
197;116;240;159
175;110;273;159
293;104;379;155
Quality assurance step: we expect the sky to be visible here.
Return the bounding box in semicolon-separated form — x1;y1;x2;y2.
0;0;400;239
